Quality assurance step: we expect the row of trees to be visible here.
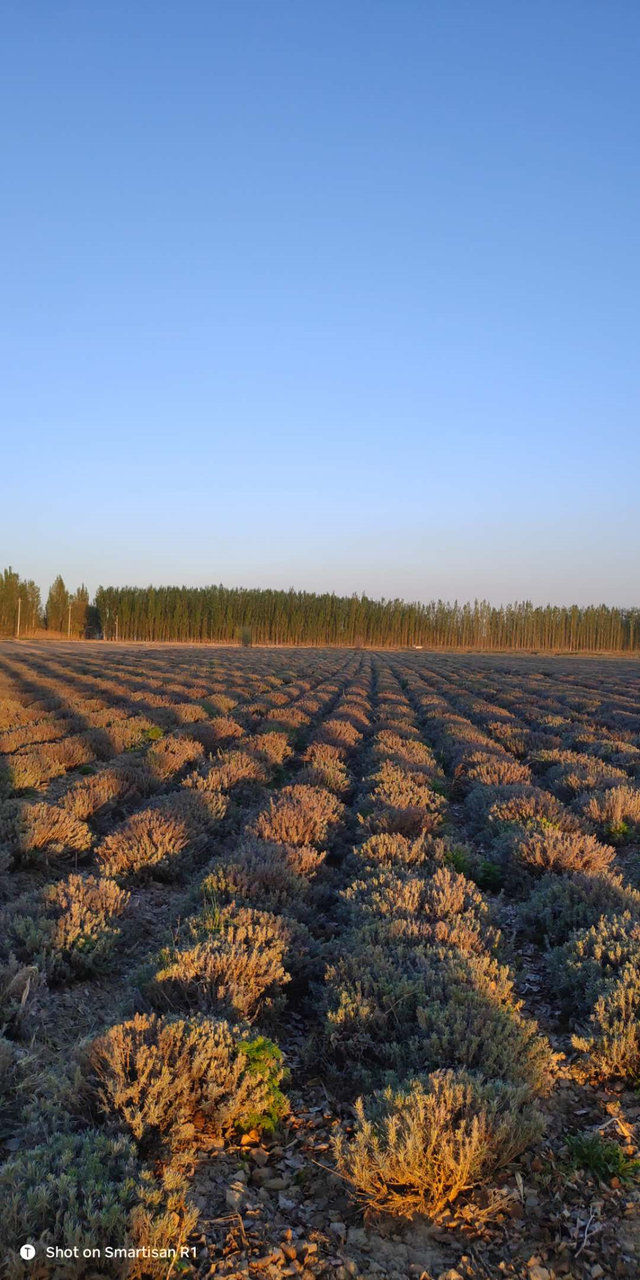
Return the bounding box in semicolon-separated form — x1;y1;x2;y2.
45;577;91;636
94;584;640;652
0;569;91;638
0;568;42;638
2;571;639;650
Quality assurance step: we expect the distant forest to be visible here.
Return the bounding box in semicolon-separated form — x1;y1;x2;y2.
1;567;639;652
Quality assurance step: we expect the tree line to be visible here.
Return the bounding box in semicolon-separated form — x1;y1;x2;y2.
1;570;639;651
0;569;91;639
95;584;640;651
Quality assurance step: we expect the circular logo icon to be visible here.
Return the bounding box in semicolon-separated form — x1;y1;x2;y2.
20;1244;36;1261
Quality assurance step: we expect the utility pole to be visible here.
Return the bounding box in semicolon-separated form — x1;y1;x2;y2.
68;600;72;638
16;596;21;639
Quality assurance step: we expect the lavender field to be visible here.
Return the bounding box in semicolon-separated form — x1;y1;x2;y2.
1;643;639;1279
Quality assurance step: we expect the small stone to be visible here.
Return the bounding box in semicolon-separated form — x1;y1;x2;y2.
330;1222;347;1242
225;1184;246;1211
347;1227;369;1249
252;1146;270;1166
282;1244;297;1262
264;1176;288;1190
590;1268;604;1279
528;1269;550;1280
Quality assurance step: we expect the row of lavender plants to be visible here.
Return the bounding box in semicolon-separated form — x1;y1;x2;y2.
0;649;356;1275
322;661;553;1219
400;659;640;1086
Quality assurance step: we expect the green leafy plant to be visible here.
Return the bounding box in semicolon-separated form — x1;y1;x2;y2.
609;820;631;843
566;1132;640;1183
473;859;505;893
142;725;164;742
198;884;222;933
237;1035;289;1133
443;845;473;876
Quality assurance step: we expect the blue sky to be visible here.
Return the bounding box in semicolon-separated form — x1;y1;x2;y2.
2;1;638;607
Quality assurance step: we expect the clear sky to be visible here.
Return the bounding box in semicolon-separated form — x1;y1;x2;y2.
2;1;638;608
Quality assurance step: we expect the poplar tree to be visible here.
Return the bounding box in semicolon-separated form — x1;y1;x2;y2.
0;568;42;636
46;576;69;632
70;584;90;637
